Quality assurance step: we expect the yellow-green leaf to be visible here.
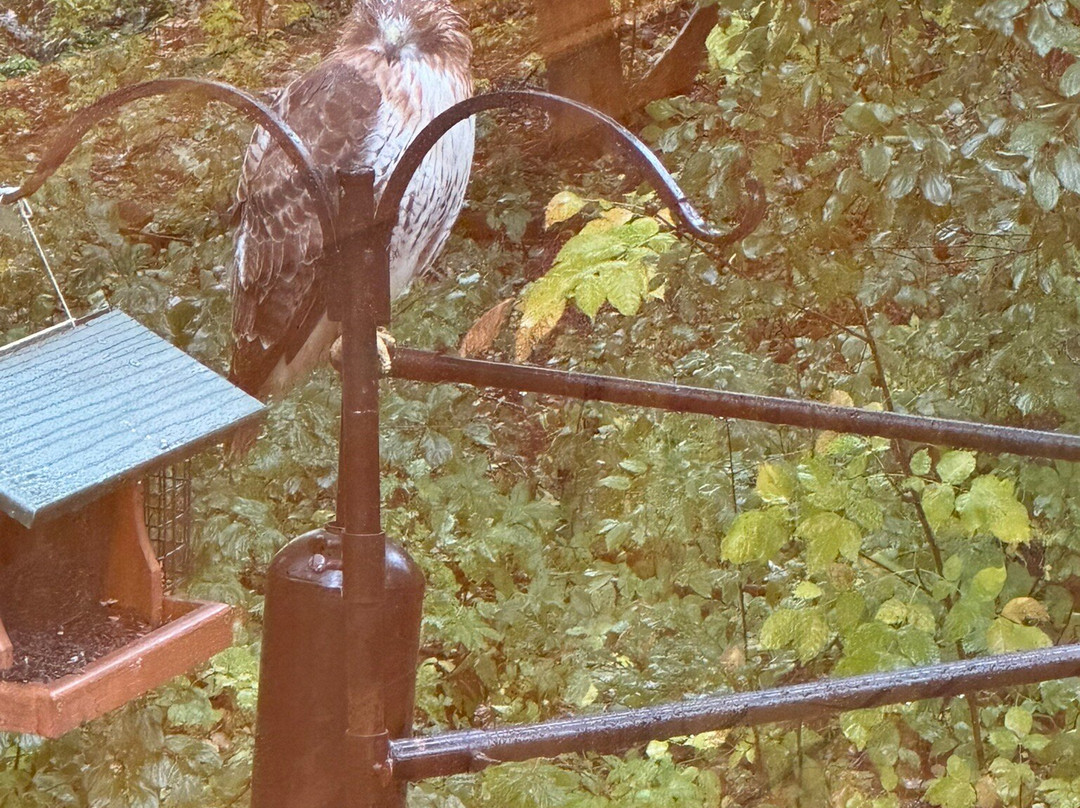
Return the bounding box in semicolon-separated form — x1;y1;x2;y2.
956;476;1031;544
756;462;796;504
986;618;1052;653
922;483;956;531
797;512;862;572
794;580;823;600
545;190;587;228
721;508;791;565
937;450;976;485
970;566;1007;600
1005;706;1033;737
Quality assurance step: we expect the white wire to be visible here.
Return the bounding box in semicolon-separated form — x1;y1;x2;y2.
3;189;76;327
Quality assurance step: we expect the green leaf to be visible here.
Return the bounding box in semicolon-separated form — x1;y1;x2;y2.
910;448;933;476
565;671;599;707
925;774;976;808
847;497;884;531
795;610;831;662
937;450;976;485
797;512;862;572
990;728;1019;756
956;476;1031;544
922;484;956;531
843;102;896;134
875;598;908;626
970;566;1008;601
604;260;647;316
885;157;919;199
1008;121;1054;158
705;16;750;72
421;431;454;467
165;692;221;729
756;462;796;503
599;474;632;490
1027;3;1067;57
1032;164;1061;211
986;617;1052;653
860;142;893;181
545;191;587;228
1061;62;1080;96
831;591;867;632
759;608;798;650
837;621;894;675
722;508;791;564
841;708;884;750
1005;706;1034;737
921;171;953;206
760;608;830;662
574;274;606;319
1054;145;1080;194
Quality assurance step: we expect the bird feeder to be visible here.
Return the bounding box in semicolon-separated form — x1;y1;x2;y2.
0;307;264;737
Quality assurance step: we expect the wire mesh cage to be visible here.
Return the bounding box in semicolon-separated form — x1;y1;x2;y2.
144;460;192;589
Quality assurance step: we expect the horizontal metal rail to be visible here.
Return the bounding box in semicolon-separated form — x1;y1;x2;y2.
390;348;1080;462
390;645;1080;780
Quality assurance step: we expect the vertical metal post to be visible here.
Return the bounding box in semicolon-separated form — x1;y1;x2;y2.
335;170;394;808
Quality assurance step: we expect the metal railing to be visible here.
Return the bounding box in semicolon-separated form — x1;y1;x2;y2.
353;90;1080;804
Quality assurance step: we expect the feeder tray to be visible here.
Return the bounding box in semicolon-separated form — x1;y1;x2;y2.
0;308;263;737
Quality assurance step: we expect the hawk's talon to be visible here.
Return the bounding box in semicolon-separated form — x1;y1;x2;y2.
376;327;395;375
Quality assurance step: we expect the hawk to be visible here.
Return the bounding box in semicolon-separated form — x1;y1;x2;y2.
229;0;474;399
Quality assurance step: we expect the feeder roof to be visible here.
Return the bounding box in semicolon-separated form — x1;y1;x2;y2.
0;309;264;527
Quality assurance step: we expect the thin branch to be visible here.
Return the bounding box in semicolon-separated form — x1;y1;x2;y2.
857;302;987;769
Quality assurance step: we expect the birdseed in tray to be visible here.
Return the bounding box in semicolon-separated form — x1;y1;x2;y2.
1;608;151;683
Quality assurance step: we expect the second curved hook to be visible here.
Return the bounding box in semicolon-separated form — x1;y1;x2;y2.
378;89;766;250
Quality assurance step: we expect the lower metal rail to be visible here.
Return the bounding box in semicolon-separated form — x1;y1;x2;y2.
390;645;1080;780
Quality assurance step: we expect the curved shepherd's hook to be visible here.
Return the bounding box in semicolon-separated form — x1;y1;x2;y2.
2;82;765;308
0;77;337;250
378;90;766;248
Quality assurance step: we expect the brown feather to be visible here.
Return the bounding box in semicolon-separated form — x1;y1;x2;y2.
229;0;473;401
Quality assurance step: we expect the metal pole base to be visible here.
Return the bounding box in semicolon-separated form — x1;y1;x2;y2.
251;526;423;808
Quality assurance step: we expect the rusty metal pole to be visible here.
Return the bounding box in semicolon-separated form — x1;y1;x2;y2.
334;169;397;808
252;166;419;808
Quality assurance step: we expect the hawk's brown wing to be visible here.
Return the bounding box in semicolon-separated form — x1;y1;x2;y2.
229;55;381;397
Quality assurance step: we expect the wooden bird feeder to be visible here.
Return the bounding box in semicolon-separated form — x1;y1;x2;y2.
0;307;264;737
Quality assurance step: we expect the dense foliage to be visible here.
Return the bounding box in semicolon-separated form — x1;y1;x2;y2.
4;0;1080;806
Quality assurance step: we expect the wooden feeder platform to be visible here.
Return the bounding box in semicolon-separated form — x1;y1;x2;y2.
0;308;263;736
0;596;232;737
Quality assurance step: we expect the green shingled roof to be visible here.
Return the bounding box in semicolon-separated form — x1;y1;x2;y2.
0;309;264;527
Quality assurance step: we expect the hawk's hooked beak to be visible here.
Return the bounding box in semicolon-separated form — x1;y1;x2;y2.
381;19;406;62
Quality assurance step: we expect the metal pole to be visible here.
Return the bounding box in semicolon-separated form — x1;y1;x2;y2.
389;644;1080;780
335;170;394;807
389;348;1080;463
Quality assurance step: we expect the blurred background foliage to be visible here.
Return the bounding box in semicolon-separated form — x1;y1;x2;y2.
3;0;1080;806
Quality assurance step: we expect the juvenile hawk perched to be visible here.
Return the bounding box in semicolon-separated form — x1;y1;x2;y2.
229;0;474;398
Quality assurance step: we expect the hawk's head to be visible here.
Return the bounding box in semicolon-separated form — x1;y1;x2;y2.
343;0;471;66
